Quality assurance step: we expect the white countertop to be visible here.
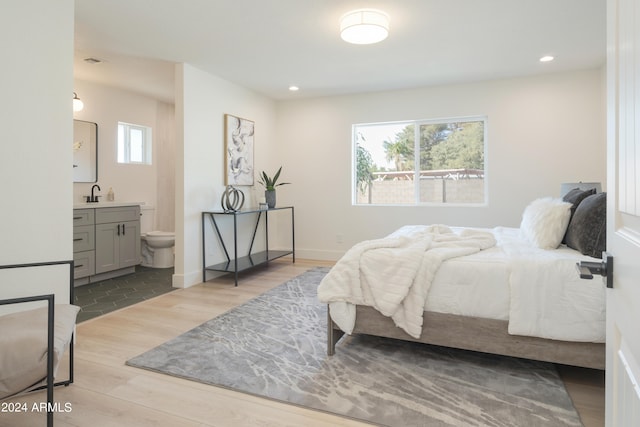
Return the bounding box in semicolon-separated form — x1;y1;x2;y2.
73;201;145;209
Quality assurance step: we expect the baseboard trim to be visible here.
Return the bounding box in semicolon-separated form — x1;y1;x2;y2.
75;266;136;287
172;269;201;288
294;248;343;262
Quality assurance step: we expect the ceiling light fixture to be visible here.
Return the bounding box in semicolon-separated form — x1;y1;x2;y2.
289;86;299;92
539;55;555;63
340;9;389;45
73;92;84;112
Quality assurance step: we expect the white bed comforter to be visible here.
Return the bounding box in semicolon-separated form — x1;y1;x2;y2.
497;228;606;342
318;226;606;343
317;225;496;338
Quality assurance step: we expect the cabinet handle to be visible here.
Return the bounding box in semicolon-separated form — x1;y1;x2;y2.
73;238;83;242
73;216;83;220
122;224;126;235
74;264;84;269
117;224;121;236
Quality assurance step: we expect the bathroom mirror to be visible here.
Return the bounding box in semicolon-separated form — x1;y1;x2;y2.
73;120;98;182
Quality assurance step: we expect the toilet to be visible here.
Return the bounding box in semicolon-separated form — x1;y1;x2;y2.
140;205;175;268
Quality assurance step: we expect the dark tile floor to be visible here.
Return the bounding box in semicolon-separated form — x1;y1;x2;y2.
74;266;175;323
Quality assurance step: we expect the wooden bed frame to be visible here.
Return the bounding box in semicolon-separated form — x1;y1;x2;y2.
328;305;605;370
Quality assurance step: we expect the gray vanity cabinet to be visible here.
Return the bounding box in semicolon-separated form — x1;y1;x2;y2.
95;206;141;274
73;209;96;279
73;204;140;285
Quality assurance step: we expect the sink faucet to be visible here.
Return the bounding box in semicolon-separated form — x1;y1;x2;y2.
88;184;101;203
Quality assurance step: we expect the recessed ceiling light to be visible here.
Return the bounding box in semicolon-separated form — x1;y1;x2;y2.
539;55;555;63
340;9;389;45
289;86;299;92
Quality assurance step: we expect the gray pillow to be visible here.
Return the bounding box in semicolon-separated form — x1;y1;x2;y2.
562;187;597;213
561;187;597;243
564;192;606;258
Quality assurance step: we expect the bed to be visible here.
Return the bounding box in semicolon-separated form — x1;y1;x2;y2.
318;189;607;370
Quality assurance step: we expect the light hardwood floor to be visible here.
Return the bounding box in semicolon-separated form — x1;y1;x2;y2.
1;259;604;427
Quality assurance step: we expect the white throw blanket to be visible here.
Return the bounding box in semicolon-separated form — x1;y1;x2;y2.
317;225;496;338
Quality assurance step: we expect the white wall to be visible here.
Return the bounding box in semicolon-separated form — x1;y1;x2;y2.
0;0;74;303
72;66;605;287
174;64;277;288
275;68;606;260
72;80;176;231
71;65;606;286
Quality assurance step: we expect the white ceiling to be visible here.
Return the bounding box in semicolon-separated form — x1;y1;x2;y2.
73;0;606;103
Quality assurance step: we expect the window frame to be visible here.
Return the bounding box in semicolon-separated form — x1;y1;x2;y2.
352;115;488;206
117;121;153;165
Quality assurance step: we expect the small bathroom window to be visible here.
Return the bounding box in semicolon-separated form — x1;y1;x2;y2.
118;121;152;165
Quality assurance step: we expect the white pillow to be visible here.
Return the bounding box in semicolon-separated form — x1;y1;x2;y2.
520;197;572;249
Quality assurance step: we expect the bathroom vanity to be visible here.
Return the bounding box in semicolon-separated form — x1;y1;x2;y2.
73;203;141;286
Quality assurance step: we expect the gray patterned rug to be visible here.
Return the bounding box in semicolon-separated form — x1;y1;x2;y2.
127;267;582;427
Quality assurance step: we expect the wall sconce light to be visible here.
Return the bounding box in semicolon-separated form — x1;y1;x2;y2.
340;9;390;45
73;92;84;112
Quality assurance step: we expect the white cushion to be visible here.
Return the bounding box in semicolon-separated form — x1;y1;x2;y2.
0;304;79;400
520;197;572;249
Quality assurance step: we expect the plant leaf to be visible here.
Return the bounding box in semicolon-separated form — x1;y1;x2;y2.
261;171;270;187
272;166;282;185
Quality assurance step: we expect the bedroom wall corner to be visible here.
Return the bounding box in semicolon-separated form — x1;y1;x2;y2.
2;0;74;263
0;0;74;301
173;63;277;288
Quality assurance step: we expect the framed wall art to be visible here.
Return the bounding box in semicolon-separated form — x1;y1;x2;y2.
224;114;254;186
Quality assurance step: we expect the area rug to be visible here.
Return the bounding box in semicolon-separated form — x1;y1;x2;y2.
127;267;582;427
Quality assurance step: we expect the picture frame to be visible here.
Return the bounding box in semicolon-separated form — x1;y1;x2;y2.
224;114;254;186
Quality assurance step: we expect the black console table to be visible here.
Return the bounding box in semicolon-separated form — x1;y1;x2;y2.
202;206;295;286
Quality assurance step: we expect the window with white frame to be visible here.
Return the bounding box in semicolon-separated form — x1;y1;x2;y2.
353;117;487;205
117;122;152;164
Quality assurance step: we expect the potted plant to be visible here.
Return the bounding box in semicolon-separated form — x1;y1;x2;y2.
258;166;290;208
